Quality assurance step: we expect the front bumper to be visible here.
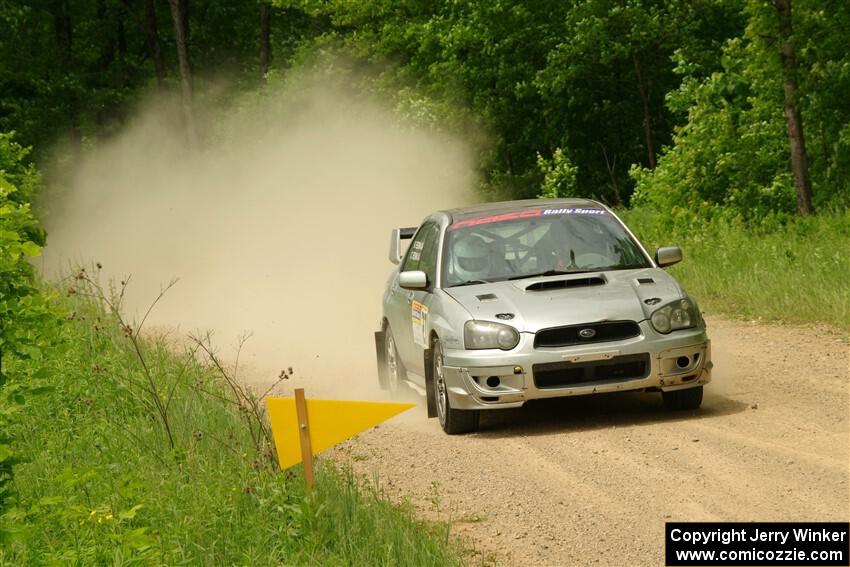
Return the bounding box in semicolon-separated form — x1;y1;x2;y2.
440;322;712;410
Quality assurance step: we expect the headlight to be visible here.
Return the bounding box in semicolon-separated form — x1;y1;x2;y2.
650;298;700;334
464;320;520;350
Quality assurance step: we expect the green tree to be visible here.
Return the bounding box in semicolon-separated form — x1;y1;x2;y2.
0;133;59;518
537;148;578;199
633;0;850;219
535;0;743;203
0;0;324;154
306;0;742;203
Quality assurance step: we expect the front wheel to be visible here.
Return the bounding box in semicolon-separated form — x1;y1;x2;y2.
662;386;703;411
432;338;479;435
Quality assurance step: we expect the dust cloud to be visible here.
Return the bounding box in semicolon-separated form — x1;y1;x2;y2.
39;74;477;399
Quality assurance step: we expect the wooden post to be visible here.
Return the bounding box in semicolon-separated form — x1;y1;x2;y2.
293;388;314;492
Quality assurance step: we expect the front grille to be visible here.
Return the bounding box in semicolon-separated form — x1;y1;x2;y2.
534;320;641;348
533;353;651;389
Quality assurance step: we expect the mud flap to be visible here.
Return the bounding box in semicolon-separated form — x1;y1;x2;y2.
374;331;388;390
424;348;437;418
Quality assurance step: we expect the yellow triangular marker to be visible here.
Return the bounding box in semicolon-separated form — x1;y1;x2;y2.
266;397;415;470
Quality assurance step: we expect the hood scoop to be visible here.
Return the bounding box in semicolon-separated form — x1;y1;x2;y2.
476;293;499;302
525;276;606;292
637;277;655;284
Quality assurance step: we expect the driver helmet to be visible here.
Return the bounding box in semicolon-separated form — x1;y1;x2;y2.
453;234;490;281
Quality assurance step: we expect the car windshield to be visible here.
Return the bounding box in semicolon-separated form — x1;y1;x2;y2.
443;207;651;287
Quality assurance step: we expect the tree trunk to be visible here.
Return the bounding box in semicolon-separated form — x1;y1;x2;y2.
181;0;189;45
167;0;197;147
260;3;270;82
599;143;622;205
141;0;166;88
96;0;115;73
95;0;112;127
53;0;72;65
633;53;657;170
117;9;127;57
775;0;814;216
52;0;80;154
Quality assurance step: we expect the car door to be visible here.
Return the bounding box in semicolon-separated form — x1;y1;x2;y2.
404;222;441;377
385;223;432;371
387;222;439;375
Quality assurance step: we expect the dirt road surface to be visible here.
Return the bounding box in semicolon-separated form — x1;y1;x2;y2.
328;316;849;566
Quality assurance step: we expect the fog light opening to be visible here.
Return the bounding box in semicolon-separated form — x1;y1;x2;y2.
676;356;691;369
486;376;501;388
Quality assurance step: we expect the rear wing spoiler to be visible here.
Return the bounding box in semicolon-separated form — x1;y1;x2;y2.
388;227;417;264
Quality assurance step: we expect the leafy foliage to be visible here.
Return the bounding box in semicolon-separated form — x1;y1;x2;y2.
296;0;745;202
534;0;744;203
632;0;850;218
622;205;850;329
1;273;465;565
3;0;849;215
0;133;53;379
0;0;327;154
537;148;578;199
0;132;59;521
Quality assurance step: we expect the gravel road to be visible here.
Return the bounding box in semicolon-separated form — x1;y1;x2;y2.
329;316;850;566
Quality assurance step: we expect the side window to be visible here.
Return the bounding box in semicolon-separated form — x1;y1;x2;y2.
418;225;440;287
401;223;435;273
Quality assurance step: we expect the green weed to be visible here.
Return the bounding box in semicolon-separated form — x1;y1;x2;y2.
0;268;464;566
622;207;850;330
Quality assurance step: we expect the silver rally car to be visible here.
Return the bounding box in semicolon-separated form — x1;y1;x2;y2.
375;198;712;434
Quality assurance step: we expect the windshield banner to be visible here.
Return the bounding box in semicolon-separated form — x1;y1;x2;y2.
450;208;606;230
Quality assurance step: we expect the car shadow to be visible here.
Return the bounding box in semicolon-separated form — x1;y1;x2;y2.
474;390;748;438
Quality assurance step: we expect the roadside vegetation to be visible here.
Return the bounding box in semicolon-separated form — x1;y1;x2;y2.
622;207;850;330
1;268;466;565
0;137;464;564
0;133;61;550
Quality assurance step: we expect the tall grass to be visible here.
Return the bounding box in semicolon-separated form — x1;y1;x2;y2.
0;270;465;566
621;207;850;331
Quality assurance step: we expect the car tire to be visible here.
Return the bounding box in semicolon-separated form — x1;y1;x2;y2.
662;386;703;411
432;337;479;435
383;325;404;393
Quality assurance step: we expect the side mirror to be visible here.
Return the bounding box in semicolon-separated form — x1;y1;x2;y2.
399;270;427;289
655;246;683;267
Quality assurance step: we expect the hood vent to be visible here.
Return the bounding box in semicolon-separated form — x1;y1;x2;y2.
476;293;498;302
637;277;654;284
525;276;605;292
